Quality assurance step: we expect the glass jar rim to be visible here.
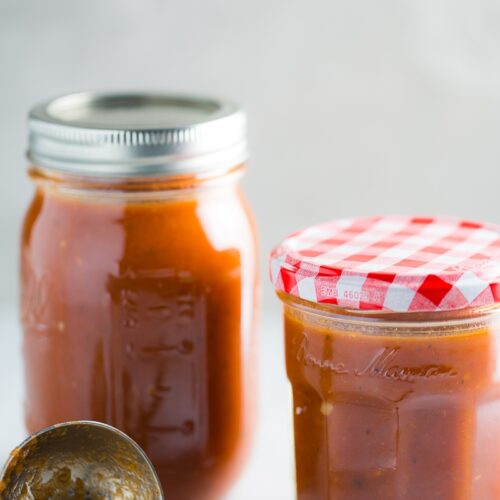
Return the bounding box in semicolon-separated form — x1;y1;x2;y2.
28;163;246;206
277;291;500;333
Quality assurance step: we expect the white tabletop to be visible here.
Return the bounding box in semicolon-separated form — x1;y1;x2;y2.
0;304;295;500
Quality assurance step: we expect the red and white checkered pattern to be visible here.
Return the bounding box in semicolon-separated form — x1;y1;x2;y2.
270;216;500;312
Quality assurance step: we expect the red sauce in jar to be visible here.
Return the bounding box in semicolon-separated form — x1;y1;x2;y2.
283;298;500;500
21;170;258;499
271;216;500;500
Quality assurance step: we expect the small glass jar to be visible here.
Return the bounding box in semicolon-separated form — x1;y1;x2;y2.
21;92;258;499
271;216;500;500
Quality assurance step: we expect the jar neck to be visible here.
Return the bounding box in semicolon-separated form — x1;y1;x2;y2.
278;291;500;333
30;163;245;200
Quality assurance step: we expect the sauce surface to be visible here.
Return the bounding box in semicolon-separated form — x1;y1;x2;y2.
284;300;500;500
21;177;257;500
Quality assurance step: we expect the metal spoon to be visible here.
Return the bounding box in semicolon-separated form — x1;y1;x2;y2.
0;421;164;499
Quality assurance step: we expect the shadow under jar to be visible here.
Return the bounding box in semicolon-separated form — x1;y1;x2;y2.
21;92;258;500
270;216;500;500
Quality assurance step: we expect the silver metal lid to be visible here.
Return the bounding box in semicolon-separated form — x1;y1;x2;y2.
28;91;248;178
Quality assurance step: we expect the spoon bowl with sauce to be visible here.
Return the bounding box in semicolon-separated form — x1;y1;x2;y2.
0;421;164;499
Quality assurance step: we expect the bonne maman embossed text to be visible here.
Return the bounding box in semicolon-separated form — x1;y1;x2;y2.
297;339;458;382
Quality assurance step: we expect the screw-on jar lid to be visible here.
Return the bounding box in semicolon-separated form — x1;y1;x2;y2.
28;92;247;178
270;216;500;313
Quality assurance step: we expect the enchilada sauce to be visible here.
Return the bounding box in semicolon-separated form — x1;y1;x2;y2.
271;216;500;500
21;175;257;499
284;302;499;500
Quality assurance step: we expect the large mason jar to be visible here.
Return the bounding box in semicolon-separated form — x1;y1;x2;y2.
271;215;500;500
21;92;258;500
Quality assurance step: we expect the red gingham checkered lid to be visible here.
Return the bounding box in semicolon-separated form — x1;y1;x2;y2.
270;216;500;312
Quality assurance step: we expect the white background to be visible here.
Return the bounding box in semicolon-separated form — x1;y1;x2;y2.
2;1;500;498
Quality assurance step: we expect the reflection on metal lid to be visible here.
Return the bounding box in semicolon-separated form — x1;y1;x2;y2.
28;92;248;178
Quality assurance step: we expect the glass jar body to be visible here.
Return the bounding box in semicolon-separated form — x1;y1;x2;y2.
281;293;500;500
21;167;258;500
